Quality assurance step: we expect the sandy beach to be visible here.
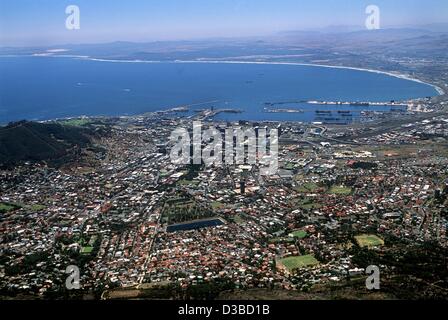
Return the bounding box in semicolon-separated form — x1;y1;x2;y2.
175;59;445;96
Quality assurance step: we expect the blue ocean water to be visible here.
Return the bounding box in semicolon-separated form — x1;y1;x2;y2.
0;56;438;123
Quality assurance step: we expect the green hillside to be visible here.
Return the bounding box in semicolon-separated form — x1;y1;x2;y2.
0;120;95;166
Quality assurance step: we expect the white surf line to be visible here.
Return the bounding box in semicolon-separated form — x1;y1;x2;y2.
76;55;446;96
173;59;445;96
78;56;162;64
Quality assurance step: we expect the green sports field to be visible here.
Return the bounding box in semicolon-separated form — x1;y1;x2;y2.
295;182;319;193
355;234;384;248
329;185;352;195
278;254;319;272
289;230;308;239
81;246;93;254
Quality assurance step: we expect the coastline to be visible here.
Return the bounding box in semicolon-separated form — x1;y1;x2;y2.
72;55;445;96
0;54;445;125
1;54;445;95
175;59;446;96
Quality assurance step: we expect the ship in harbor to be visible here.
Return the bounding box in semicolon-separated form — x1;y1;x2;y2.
315;109;354;125
350;102;370;106
264;108;304;113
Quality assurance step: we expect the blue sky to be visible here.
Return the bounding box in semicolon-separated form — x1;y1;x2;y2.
1;0;447;46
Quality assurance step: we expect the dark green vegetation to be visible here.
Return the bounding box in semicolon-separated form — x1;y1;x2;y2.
0;120;99;167
56;118;94;127
348;161;378;170
3;250;49;277
290;197;322;210
219;239;448;300
161;194;215;225
105;278;235;300
0;202;46;214
0;202;21;213
218;287;393;300
349;237;448;299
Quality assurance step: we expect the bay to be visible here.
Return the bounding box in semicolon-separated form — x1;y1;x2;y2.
0;56;439;124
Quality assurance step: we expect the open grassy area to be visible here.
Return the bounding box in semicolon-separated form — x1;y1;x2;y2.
211;201;224;209
295;182;319;193
291;197;322;210
355;234;384;248
232;213;254;224
0;202;22;213
278;254;319;272
58;119;93;127
302;203;320;210
27;204;46;212
232;214;245;224
289;230;308;239
284;162;295;170
177;179;200;186
371;145;422;160
81;246;93;254
329;185;352;195
0;202;45;213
